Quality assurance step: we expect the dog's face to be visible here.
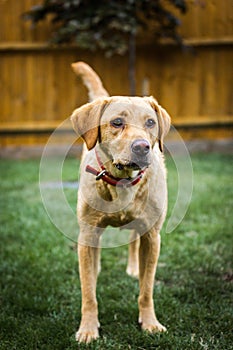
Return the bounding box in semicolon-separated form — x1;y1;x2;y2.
100;97;160;170
71;96;170;170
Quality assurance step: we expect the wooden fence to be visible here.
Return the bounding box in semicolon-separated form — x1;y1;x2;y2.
0;0;232;147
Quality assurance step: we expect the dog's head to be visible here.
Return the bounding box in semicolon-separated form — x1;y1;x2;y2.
71;96;170;170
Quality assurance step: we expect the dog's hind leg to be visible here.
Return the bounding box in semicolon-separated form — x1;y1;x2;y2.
126;230;140;278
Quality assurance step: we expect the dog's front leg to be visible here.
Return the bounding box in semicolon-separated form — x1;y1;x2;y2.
76;240;100;343
138;229;166;333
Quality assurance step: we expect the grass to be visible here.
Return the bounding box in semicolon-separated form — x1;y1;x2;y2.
0;153;232;350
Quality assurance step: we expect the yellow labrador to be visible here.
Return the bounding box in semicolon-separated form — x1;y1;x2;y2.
70;62;171;343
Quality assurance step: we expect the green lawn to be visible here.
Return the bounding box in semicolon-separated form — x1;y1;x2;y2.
0;153;232;350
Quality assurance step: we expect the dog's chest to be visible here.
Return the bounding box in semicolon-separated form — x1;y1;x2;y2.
101;208;134;227
97;183;151;228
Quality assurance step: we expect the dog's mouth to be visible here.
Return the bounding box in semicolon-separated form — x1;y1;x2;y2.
114;159;150;171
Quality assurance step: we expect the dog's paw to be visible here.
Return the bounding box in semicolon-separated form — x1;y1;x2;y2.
139;310;167;334
126;265;139;278
141;319;167;333
75;321;100;343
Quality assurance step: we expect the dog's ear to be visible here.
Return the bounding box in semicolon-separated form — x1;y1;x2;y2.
157;106;171;152
70;98;109;150
144;96;171;152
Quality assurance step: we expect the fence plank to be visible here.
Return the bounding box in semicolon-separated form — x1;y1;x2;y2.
0;0;232;147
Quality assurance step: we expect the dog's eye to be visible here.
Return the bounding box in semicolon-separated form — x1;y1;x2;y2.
145;119;156;128
110;118;124;128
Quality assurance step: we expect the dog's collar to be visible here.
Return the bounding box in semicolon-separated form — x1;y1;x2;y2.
85;148;147;188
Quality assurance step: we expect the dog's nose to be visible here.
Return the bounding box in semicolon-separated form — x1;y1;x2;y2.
131;139;150;156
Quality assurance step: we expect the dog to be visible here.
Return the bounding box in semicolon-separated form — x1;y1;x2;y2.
70;62;171;343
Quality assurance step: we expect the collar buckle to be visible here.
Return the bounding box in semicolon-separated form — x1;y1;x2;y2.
96;169;107;180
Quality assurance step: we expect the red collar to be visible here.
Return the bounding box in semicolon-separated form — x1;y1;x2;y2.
85;148;147;188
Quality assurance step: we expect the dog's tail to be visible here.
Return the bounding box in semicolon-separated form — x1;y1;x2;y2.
71;61;109;101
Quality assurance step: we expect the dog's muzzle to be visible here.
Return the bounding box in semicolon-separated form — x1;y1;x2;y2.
131;139;150;156
115;139;151;170
129;139;151;170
